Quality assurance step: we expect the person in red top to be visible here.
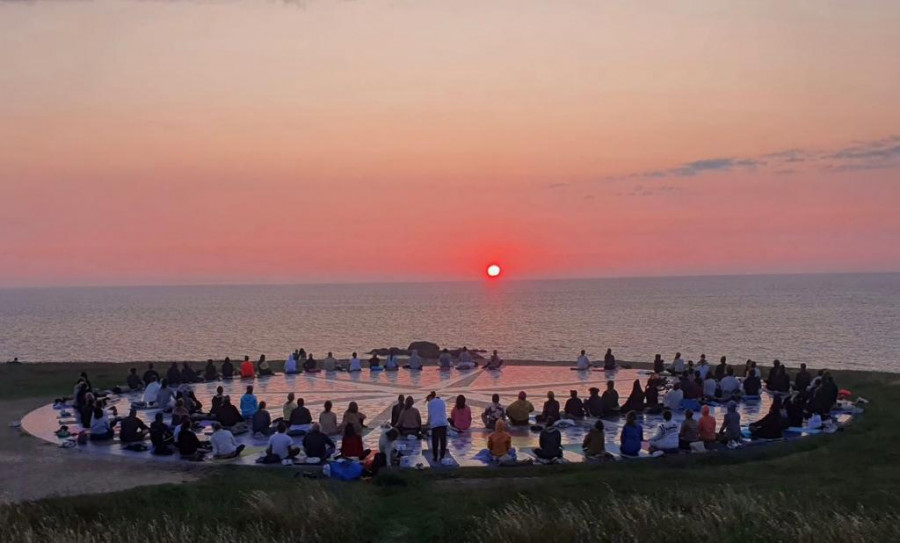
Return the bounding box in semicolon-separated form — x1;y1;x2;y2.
339;423;370;459
240;356;255;379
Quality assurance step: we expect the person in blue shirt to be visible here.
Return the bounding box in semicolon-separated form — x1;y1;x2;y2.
619;410;643;457
240;385;258;419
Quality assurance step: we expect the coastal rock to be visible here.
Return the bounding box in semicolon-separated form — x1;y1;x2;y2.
407;341;441;359
367;342;485;359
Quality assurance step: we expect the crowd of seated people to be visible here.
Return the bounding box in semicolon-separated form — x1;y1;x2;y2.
58;352;846;471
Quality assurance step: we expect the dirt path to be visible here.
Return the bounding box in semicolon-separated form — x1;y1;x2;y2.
0;398;203;504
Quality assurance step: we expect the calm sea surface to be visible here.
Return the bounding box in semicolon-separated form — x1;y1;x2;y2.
1;274;898;372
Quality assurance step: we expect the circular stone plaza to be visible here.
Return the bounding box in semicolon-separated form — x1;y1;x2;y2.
22;364;859;469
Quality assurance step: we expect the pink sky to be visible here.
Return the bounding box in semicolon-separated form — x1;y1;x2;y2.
1;0;899;287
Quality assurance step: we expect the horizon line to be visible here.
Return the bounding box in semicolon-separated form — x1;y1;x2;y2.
1;269;898;291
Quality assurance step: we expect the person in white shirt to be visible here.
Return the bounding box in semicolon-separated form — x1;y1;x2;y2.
89;407;115;441
406;350;423;370
426;391;449;463
267;422;298;461
210;422;245;459
703;375;718;399
697;355;710;380
648;410;680;451
348;352;362;372
576;350;590;370
323;352;338;372
719;367;742;398
284;353;299;374
143;378;161;405
671;353;686;374
663;382;684;412
457;347;476;370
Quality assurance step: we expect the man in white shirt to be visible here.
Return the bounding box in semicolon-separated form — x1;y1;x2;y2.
648;410;680;451
720;367;742;398
426;392;448;463
703;376;718;399
663;383;684;411
671;353;686;374
576;350;590;370
210;422;245;459
143;378;161;405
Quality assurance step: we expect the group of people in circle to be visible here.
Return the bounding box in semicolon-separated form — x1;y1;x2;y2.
63;348;842;469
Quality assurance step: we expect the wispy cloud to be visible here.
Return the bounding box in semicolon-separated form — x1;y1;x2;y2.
608;134;900;181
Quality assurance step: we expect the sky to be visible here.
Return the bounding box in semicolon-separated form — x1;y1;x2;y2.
1;0;899;287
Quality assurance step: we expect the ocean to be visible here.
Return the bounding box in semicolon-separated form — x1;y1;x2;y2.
1;273;898;372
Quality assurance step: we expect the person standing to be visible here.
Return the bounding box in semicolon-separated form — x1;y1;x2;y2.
426;391;448;463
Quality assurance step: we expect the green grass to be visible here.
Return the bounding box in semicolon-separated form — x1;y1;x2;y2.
3;365;899;541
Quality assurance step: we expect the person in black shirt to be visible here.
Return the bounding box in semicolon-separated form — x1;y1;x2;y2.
221;357;235;378
177;421;205;460
621;380;645;413
564;390;584;419
166;362;182;386
210;386;226;418
126;368;142;390
204;360;218;381
142;363;160;386
604;349;616;370
536;391;560;425
584;387;604;417
601;381;619;415
217;396;243;428
119;408;149;443
390;395;405;427
794;363;812;392
288;398;312;427
743;372;762;396
302;423;335;461
533;425;562;461
181;362;200;384
149;413;173;455
714;356;728;380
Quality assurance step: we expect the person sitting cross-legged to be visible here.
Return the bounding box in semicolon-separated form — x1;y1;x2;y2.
487;420;513;462
506;391;534;426
252;401;275;437
648;410;679;453
267;422;300;463
119;408;149;443
582;419;609;460
302;423;335;462
396;396;423;437
533;424;563;462
339;423;370;459
210;422;245;459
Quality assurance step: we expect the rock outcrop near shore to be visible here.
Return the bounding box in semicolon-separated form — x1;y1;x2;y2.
368;341;485;359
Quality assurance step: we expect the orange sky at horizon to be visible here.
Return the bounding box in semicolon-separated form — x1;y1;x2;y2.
1;0;899;287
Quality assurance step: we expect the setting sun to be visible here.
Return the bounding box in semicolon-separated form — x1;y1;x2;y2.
486;264;502;278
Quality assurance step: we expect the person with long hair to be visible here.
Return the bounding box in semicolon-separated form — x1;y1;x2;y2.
620;379;645;412
449;394;472;431
341;401;366;435
339;423;369;459
619;411;642;457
